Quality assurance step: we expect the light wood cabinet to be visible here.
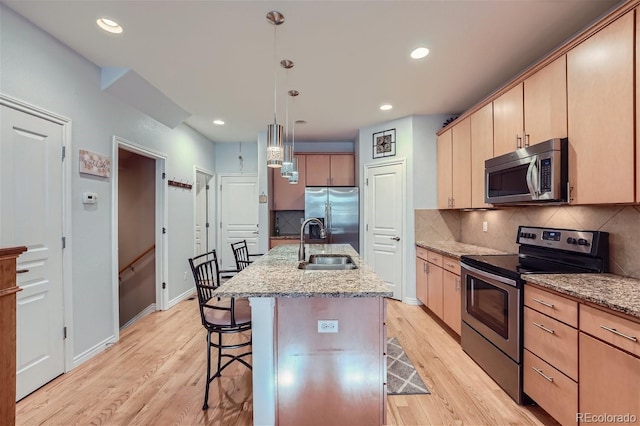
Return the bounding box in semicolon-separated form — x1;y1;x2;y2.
523;285;578;425
442;258;461;335
470;103;493;208
425;251;443;318
636;8;640;203
578;304;640;422
269;238;299;249
415;247;429;305
567;11;634;204
523;55;567;146
493;84;524;156
272;154;306;210
0;246;27;426
305;153;354;186
437;118;471;209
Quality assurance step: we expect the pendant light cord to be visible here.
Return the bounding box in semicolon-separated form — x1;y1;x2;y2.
273;24;277;124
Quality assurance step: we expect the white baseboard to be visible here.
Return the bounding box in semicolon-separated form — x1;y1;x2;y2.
167;286;196;309
120;303;156;331
72;335;117;369
402;296;422;306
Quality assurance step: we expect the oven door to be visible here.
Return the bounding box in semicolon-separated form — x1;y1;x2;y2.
461;262;521;362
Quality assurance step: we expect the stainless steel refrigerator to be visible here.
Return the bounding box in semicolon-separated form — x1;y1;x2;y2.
304;187;359;252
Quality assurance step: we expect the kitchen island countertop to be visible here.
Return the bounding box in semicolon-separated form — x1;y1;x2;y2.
213;243;392;298
416;240;510;259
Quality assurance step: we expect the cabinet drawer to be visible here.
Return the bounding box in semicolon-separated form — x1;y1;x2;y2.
416;246;429;261
524;285;578;328
442;256;460;275
524;349;577;426
524;307;578;380
580;304;640;356
426;250;443;267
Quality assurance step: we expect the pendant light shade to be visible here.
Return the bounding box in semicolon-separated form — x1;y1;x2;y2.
288;90;300;184
288;156;299;184
266;11;285;168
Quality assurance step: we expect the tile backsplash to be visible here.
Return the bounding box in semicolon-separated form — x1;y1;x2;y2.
415;205;640;279
274;210;305;236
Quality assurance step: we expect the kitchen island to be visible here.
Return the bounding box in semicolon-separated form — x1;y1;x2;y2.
212;243;392;426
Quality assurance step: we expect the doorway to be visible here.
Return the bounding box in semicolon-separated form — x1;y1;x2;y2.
194;168;215;257
112;137;167;338
364;160;406;300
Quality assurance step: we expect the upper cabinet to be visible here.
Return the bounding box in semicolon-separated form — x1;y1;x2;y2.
523;55;568;146
273;154;306;210
493;56;568;158
493;84;524;156
438;118;471;209
567;11;634;204
306;154;355;186
470;103;494;208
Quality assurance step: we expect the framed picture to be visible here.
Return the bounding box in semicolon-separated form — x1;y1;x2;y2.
372;128;396;159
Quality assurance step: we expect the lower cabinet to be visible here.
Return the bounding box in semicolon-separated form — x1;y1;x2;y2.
579;304;640;422
414;246;461;335
269;238;298;249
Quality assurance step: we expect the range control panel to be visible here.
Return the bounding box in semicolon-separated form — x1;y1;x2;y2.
517;226;604;255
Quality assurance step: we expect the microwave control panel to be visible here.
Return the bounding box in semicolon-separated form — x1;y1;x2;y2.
539;158;552;193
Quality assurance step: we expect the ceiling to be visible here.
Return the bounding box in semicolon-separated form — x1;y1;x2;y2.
3;0;623;143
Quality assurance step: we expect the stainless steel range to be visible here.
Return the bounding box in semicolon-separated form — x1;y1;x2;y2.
460;226;609;404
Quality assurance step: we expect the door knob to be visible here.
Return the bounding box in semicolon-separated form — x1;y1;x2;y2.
390;236;400;241
253;231;259;234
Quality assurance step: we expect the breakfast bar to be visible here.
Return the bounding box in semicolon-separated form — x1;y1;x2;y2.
212;243;392;426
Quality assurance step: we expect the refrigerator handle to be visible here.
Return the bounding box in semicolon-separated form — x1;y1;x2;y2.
325;203;331;236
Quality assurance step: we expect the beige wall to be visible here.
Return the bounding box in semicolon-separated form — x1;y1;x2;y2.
415;205;640;279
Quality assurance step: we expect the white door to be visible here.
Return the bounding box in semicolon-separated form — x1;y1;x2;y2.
0;105;65;399
365;162;404;300
219;175;259;270
195;171;213;256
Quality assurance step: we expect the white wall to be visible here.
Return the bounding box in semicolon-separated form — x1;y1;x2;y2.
357;115;447;304
1;5;216;361
214;141;258;174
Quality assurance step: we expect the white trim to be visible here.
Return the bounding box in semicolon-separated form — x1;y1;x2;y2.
249;297;276;426
72;335;117;369
167;286;196;309
0;94;75;373
111;137;168;344
363;158;407;302
119;303;157;331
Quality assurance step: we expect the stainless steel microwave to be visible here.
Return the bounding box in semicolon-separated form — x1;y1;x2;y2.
485;138;568;205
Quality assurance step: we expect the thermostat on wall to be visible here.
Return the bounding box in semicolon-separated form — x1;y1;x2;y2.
82;192;98;204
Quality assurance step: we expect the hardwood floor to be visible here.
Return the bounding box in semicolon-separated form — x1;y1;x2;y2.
16;297;558;425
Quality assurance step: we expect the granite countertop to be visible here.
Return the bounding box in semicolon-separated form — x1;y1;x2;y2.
524;274;640;319
416;240;510;259
212;244;393;298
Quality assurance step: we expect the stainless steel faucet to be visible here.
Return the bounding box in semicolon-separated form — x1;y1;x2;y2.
299;217;326;261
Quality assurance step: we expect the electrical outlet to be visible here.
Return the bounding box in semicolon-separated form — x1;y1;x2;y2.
317;320;339;333
300;217;305;224
482;221;488;232
184;270;188;280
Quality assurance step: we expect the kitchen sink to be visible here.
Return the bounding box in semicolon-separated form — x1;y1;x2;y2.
298;254;358;270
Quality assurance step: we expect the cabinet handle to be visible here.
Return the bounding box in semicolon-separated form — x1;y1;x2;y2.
531;366;554;382
446;262;455;268
599;325;638;342
532;298;554;308
524;133;530;147
515;134;522;149
17;269;29;274
455;277;460;291
451;198;455;208
532;322;555;334
447;197;452;208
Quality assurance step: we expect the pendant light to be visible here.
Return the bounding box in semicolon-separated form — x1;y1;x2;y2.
280;59;294;177
288;90;300;184
266;11;284;168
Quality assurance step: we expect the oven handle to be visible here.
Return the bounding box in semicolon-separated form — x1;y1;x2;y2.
461;262;519;288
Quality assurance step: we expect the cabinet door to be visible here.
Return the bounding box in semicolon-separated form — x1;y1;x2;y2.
567;11;634;204
451;117;471;209
470;103;493;208
416;257;427;305
579;333;640;421
330;154;354;186
442;270;461;335
437;129;453;209
426;262;443;319
636;10;640;203
305;154;331;186
273;154;306;210
493;83;524;156
523;55;567;145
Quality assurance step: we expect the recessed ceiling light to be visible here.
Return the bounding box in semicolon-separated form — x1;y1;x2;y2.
213;119;225;125
97;18;123;34
410;47;430;59
380;104;393;111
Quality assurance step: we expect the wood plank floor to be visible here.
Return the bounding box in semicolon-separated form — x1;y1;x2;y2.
16;297;558;425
